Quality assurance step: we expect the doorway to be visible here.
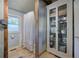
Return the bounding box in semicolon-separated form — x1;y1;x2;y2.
8;0;35;58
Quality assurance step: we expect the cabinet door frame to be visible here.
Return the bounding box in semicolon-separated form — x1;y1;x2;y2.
47;0;74;58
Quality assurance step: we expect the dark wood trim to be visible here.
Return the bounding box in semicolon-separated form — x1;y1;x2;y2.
43;0;52;5
72;0;74;58
43;0;58;5
34;0;39;58
4;0;8;58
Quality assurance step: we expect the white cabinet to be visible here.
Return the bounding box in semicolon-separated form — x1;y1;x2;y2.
47;0;73;58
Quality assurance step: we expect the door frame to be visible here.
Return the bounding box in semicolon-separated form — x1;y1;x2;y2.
4;0;8;58
34;0;39;57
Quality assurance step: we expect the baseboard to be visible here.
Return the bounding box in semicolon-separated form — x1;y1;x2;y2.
8;46;20;51
23;47;33;53
47;51;60;58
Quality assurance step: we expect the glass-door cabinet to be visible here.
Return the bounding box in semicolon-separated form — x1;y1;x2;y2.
47;0;73;58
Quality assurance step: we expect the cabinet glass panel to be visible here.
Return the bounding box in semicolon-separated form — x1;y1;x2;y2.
49;8;56;48
58;4;67;53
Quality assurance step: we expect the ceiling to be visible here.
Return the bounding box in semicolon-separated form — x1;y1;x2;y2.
8;0;34;13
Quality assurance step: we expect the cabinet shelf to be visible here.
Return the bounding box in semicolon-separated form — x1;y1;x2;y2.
49;16;56;18
50;24;56;26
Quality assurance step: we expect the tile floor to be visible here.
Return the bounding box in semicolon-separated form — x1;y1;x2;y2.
8;48;57;58
8;48;34;58
40;52;57;58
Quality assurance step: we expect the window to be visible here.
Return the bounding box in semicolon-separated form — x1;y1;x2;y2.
8;15;19;32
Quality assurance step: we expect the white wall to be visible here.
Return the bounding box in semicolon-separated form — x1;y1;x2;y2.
39;1;47;54
23;11;35;51
74;0;79;58
0;0;4;58
8;9;23;49
8;9;24;16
